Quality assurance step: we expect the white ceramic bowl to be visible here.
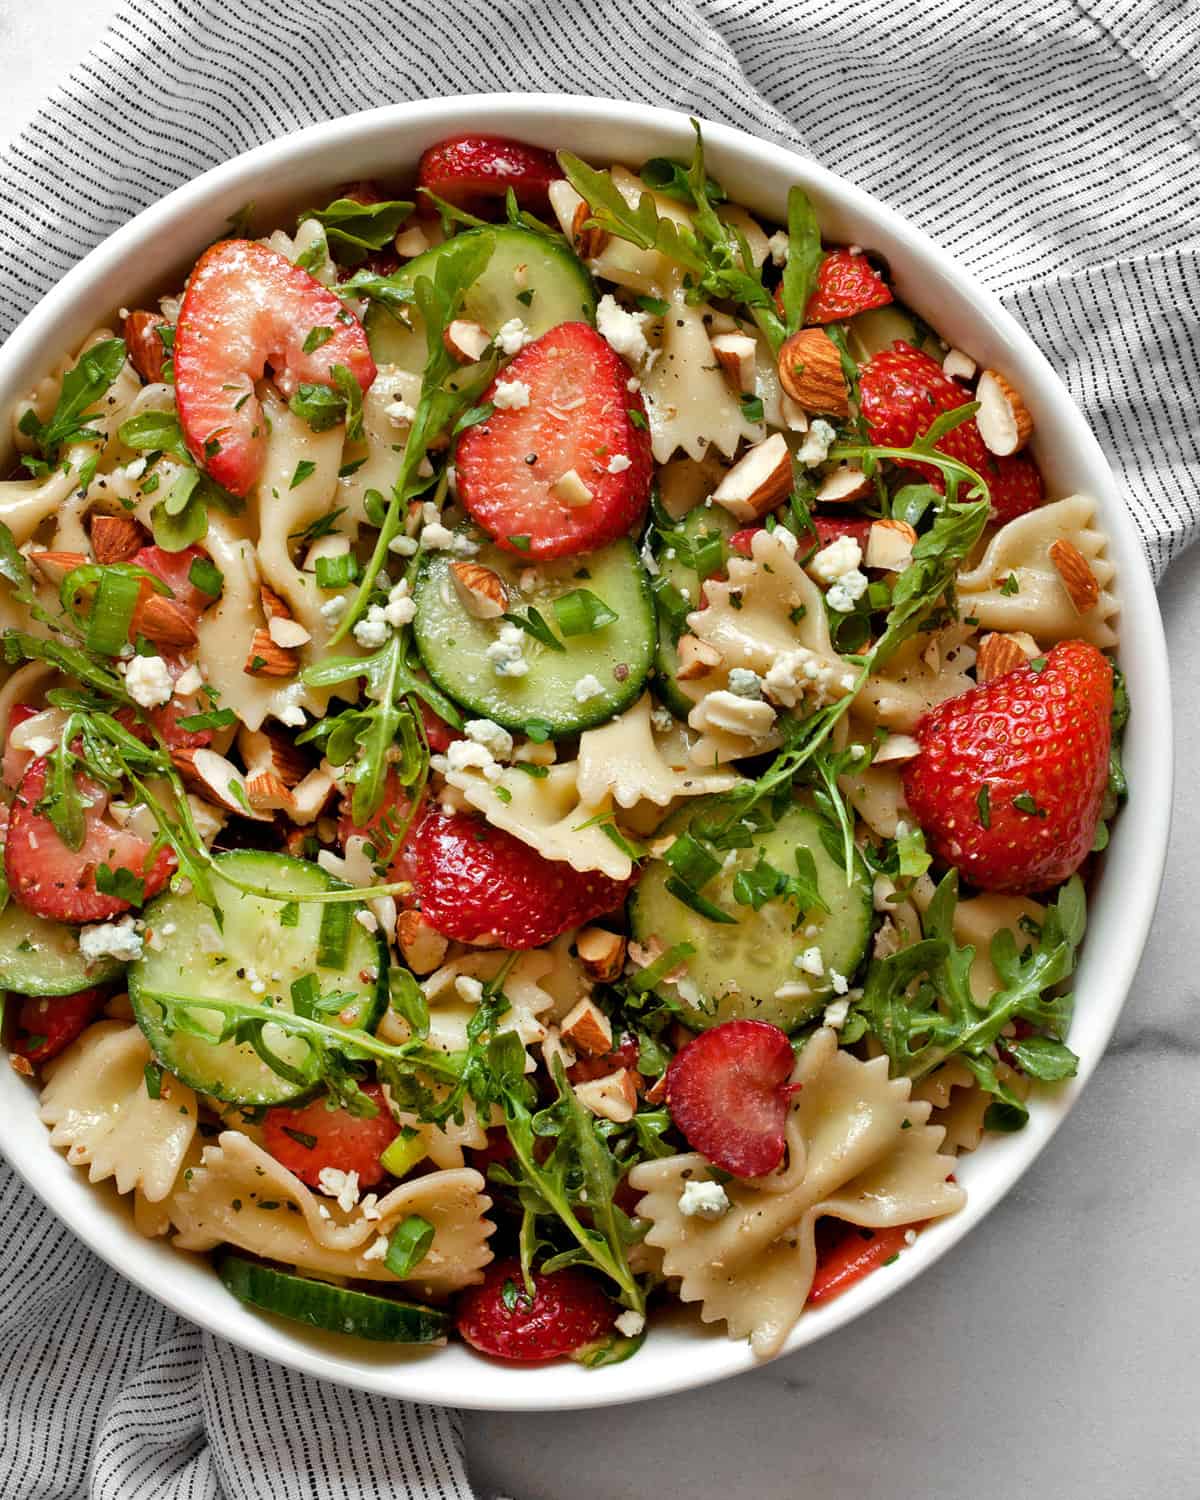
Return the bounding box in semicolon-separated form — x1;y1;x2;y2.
0;94;1172;1411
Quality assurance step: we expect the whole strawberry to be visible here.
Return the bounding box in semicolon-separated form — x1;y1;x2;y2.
902;640;1113;893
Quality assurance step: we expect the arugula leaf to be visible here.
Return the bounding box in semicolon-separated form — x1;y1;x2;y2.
307;197;414;266
779;186;823;335
118;410;191;464
640;155;726;204
20;340;127;464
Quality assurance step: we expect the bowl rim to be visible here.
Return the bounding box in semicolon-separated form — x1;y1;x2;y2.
0;92;1173;1412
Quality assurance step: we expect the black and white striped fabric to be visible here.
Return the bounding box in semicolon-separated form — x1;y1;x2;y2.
1;2;1197;1495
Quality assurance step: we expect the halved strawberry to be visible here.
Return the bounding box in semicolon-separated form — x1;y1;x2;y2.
414;810;634;949
983;452;1044;525
5;757;174;922
417;135;561;215
456;1258;614;1362
902;639;1113;892
805;250;893;325
174;239;376;497
567;1032;641;1086
262;1082;398;1190
665;1019;797;1178
455;322;653;560
860;341;990;490
338;772;423;898
11;989;106;1067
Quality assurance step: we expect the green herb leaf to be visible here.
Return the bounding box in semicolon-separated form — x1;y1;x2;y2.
307;197;414;266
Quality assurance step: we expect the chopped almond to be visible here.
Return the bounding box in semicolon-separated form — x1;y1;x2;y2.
268;616;312;650
138;594;199;648
175;748;271;819
976;632;1032;682
260;584;291;621
675;634;723;681
244;629;298;678
238;725;310;787
245;771;295;813
865;518;917;571
777;328;848;415
450;560;508;619
569;197;609;260
1048;538;1100;613
90;514;145;563
976;370;1033;456
709;332;757;394
573;1069;639;1124
817;465;871;504
873;733;922;764
288;766;335;825
443;319;492;364
123;309;169;383
396;910;448;975
394;224;431;258
560;996;615;1056
550;468;593;508
942;348;977;383
710;433;792;522
575;925;627;982
27;550;86;585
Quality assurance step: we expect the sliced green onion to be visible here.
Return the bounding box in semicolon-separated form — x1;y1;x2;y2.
665;876;737;925
380;1128;426;1180
552;588;619;637
86;570;143;656
315;553;360;589
630;941;697;993
384;1214;436;1277
316;902;352;969
662;832;721;890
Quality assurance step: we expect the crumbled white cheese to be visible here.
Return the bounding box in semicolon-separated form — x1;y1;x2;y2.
486;622;529;678
726;667;764;699
174;664;204;696
455;975;485;1005
823;995;851;1029
360;1193;381;1221
124;456;148;481
796;946;825;977
810;535;863;585
767;230;790;266
493;379;531;410
79;916;144;965
829;968;849;995
797;417;837;468
495;317;531;356
596;294;651;367
446;738;503;783
361;1233;390;1262
420;522;456;550
464;718;514;760
353;605;391;649
385;397;417;428
388;534;419;556
354;909;379;935
614;1310;646;1338
607;454;632;474
826;568;869;614
678;1179;732;1220
383;579;415;628
626;376;641;393
275;703;307;728
125;654;174;709
573;673;605;703
317;1167;360;1214
320;594;347;622
650;704;675;734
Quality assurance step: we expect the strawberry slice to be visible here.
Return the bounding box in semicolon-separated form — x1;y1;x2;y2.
174;239;376;497
5;757;174;922
262;1082;398;1190
805;250;893;325
567;1032;641;1086
665;1019;797;1178
338;772;424;898
11;989;107;1067
860;341;991;488
417;134;561;215
808;1220;924;1305
413;810;634;949
902;639;1113;892
456;1259;614;1362
455;322;653;560
984;452;1044;525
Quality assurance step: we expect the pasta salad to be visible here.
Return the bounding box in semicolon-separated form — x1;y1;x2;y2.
0;126;1125;1365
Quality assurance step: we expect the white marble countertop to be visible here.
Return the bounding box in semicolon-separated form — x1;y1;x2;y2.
3;7;1196;1496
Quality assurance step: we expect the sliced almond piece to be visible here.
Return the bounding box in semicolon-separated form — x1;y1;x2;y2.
779;395;809;433
560;996;615;1055
238;725;310;787
450;560;508;619
396;910;449;975
675;634;723;681
394;224;430;258
573;1069;639;1124
443;319;492;364
122;309;169;383
817;465;872;504
174;748;271;819
139;594;199;648
1009;631;1042;659
866;518;918;571
644;1072;669;1105
244;629;298;678
260;584;291;621
27;550;86;585
976;632;1032;682
569;197;609;260
550;468;593;508
975;370;1033;456
268;616;312;650
942;348;977;383
288;766;335;825
777;329;849;416
90;514;145;563
710;432;793;522
709;332;758;395
575;926;628;983
245;771;295;813
873;733;922;764
1048;538;1100;614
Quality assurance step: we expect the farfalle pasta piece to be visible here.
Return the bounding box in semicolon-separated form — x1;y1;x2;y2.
911;1057;1030;1155
841;755;910;840
856;622;978;733
629;1028;964;1357
334;364;423;528
904;875;1046;1001
575;694;740;809
170;1131;493;1297
39;1021;198;1202
957;494;1117;648
679;526;852;762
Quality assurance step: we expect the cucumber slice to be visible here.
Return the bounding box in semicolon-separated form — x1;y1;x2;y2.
366;226;596;371
651;506;738;718
630;798;872;1031
129;852;386;1106
218;1256;448;1343
0;905;122;995
846;302;938;363
413;532;655;736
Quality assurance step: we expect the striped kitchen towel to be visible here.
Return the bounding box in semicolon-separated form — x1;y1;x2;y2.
1;1;1197;1497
